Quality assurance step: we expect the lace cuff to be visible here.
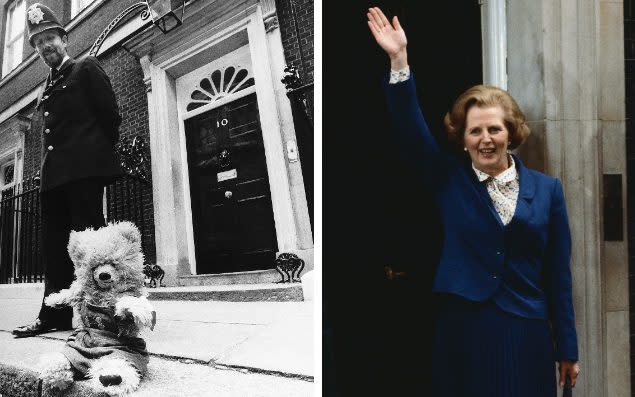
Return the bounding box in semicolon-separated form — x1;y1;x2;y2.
389;66;410;84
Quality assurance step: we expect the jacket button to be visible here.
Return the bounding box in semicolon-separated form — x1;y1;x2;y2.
43;95;48;100
492;273;498;279
496;251;502;255
47;145;53;151
62;85;66;88
44;111;49;116
44;129;50;134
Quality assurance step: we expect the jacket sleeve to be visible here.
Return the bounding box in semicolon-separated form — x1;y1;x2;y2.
544;178;579;361
383;72;450;187
82;56;121;146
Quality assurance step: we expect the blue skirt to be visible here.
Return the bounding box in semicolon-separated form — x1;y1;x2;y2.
432;294;556;397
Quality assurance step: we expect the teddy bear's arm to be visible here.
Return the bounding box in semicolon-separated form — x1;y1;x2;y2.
44;280;83;307
115;296;156;331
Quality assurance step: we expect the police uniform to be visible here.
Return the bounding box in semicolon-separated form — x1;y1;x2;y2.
14;4;122;335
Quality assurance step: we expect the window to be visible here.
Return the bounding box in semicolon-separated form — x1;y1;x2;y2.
71;0;96;18
3;164;14;185
2;0;25;77
0;159;16;191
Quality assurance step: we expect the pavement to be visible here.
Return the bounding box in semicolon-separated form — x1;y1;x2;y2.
0;283;315;396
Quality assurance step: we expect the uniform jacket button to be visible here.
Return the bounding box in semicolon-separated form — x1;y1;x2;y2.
47;145;53;151
44;129;50;134
44;111;49;116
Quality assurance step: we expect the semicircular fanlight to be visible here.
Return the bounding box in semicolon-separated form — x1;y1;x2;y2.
186;66;255;112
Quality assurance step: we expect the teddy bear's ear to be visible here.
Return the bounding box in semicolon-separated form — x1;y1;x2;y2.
115;221;141;245
67;230;86;264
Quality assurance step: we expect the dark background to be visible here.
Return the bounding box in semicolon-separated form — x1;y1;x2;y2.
323;1;483;395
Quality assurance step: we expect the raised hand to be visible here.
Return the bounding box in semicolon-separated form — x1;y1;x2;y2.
366;7;408;69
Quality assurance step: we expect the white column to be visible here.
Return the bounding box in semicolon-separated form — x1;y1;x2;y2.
480;0;507;89
247;7;299;251
140;55;181;285
264;11;313;250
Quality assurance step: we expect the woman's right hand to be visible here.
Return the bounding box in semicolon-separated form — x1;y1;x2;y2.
366;7;408;70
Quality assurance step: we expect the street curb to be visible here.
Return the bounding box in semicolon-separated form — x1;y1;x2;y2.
0;353;314;397
0;363;100;397
0;364;39;397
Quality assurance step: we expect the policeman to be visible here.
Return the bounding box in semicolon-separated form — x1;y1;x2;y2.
13;3;122;337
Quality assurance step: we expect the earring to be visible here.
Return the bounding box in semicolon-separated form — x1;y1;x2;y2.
463;147;467;152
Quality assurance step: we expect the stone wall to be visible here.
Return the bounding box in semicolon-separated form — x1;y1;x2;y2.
626;0;635;392
507;0;631;396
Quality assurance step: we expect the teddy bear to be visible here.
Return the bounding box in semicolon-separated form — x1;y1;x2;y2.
38;221;156;397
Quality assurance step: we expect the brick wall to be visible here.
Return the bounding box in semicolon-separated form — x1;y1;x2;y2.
274;0;313;83
625;0;635;394
100;47;156;264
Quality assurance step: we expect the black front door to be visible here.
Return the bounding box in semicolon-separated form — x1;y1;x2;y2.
185;93;277;274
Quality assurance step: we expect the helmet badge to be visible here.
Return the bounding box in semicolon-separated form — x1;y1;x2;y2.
28;6;45;25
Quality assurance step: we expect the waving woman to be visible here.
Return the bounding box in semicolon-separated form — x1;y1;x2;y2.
367;7;580;397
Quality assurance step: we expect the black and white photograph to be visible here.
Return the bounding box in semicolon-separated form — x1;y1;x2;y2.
0;0;314;396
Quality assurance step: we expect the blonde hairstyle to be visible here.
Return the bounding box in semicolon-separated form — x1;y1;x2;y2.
443;85;530;151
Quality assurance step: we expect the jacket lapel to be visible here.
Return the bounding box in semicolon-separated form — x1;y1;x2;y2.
35;79;48;109
464;157;505;229
44;58;75;94
510;154;535;224
57;58;74;75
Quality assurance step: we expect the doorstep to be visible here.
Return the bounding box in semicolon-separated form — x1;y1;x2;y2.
147;283;304;302
0;281;305;302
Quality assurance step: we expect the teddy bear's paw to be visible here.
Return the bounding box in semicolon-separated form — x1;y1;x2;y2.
44;293;63;307
44;286;79;308
88;357;141;396
38;353;74;394
115;296;155;328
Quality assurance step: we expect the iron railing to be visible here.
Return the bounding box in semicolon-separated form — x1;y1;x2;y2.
0;136;154;284
104;175;153;260
0;180;42;283
0;175;152;284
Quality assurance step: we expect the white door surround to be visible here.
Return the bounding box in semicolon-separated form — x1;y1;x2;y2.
131;5;301;280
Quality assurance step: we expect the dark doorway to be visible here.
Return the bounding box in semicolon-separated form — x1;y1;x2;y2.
324;1;483;396
184;93;278;274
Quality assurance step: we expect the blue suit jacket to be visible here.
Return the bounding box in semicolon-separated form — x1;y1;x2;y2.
384;75;578;361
